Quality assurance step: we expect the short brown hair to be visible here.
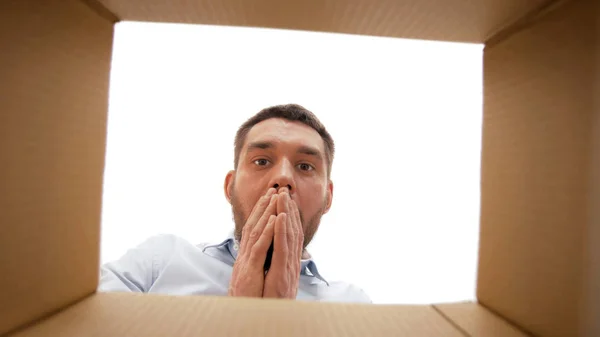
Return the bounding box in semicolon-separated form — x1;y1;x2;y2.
234;104;335;178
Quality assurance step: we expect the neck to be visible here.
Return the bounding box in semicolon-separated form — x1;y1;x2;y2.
301;249;311;260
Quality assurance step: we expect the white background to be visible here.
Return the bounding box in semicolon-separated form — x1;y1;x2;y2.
101;21;483;305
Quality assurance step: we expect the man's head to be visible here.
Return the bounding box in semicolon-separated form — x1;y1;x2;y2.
224;104;335;249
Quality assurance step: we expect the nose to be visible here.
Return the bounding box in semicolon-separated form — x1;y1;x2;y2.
273;183;292;191
269;159;295;193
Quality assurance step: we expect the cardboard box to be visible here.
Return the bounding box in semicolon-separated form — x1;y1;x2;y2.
0;0;598;335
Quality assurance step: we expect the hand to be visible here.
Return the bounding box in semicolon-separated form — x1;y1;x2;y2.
228;188;278;297
263;189;304;299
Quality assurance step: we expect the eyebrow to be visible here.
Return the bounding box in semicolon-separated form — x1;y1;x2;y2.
297;145;323;160
246;141;323;161
246;141;274;152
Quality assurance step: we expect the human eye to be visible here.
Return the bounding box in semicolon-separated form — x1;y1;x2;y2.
253;158;270;166
298;163;315;172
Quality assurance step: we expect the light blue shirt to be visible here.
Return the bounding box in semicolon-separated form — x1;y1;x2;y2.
98;233;371;303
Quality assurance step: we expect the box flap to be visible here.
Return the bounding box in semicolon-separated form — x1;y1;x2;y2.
0;0;113;335
7;293;464;336
95;0;552;43
434;302;529;337
478;0;598;336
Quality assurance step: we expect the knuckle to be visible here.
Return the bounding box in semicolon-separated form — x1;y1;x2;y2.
242;225;251;235
248;229;260;240
249;246;264;261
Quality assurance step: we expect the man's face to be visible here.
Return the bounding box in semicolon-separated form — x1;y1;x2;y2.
224;118;333;249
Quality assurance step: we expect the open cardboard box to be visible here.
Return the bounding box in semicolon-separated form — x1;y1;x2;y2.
1;0;598;336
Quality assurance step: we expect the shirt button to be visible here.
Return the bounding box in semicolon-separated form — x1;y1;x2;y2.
233;243;239;251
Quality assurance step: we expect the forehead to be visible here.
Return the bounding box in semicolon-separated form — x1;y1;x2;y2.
244;118;325;152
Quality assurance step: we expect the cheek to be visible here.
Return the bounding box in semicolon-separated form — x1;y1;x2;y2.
237;170;267;191
297;180;327;211
233;176;263;211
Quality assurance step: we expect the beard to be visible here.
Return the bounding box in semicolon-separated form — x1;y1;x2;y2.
230;184;326;251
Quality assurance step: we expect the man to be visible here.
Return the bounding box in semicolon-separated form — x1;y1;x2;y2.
99;104;371;302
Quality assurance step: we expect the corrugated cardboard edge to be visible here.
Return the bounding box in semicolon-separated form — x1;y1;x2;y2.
1;289;491;337
484;0;569;47
6;293;466;337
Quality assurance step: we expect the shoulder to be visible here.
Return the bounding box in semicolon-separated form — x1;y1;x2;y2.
133;233;188;252
123;233;204;262
322;280;372;303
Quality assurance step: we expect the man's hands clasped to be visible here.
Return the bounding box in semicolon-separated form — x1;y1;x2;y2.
228;187;304;299
227;188;277;298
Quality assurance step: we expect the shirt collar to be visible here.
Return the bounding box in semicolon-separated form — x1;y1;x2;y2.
203;233;329;286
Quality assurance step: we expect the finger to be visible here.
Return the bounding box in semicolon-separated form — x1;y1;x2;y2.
290;200;304;256
248;188;277;219
247;193;279;246
285;203;295;257
286;205;301;277
291;202;303;278
290;200;301;230
272;213;289;268
241;188;277;246
249;215;276;265
277;189;290;215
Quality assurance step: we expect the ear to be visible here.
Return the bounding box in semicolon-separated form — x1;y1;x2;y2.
224;170;235;204
323;179;334;214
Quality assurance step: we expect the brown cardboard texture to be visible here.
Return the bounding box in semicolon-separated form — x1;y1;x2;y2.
0;0;113;335
7;293;464;337
434;302;529;337
478;0;599;335
0;0;598;336
583;1;600;335
94;0;549;43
